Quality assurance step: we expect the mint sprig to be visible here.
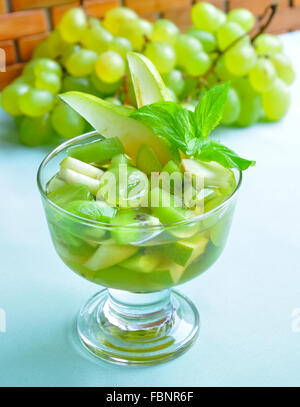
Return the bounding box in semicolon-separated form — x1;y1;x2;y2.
130;83;255;171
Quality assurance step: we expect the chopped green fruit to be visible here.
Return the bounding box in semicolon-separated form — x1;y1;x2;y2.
85;244;138;271
120;250;161;273
48;184;92;207
162;160;182;176
127;52;172;107
64;200;116;222
155;257;185;284
110;154;132;168
136;144;162;175
60;92;174;165
159;241;194;266
47;176;66;193
150;187;188;224
60;157;104;179
181;159;235;189
68;137;125;163
111;211;161;245
59;167;100;195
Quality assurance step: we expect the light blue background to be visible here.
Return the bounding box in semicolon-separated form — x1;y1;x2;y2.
0;32;300;387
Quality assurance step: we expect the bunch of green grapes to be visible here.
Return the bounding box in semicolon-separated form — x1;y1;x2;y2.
0;3;295;146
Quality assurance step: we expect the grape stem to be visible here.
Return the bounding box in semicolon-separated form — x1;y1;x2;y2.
201;2;279;84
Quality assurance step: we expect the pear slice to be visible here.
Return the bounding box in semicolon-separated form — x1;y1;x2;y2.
127;52;172;107
60;91;172;165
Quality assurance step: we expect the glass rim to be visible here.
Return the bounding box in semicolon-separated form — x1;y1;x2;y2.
37;130;242;230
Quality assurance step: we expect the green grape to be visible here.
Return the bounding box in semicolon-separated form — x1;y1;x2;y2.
144;42;176;74
254;34;283;54
62;75;93;93
95;51;125;83
221;87;240;124
214;56;236;81
19;114;53;146
105;97;122;105
249;58;276;93
175;34;202;67
191;2;224;33
262;78;290;121
88;17;102;29
45;30;66;59
109;36;132;58
58;7;87;43
206;72;219;87
65;49;98;77
185;51;211;76
33;41;52;59
216;21;246;51
162;69;184;96
103;7;138;35
33;58;62;78
61;44;81;67
225;42;257;76
35;72;61;94
233;77;262;126
180;76;198;100
269;53;295;85
118;18;152;51
19;88;54;117
90;70;122;95
227;8;255;32
51;102;86;139
186;28;217;52
81;26;113;53
1;83;30;116
22;60;38;76
150;19;179;45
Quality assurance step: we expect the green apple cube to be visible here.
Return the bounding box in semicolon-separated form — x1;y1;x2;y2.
85;244;138;271
127;52;172;107
120;250;161;273
162;160;183;177
60;157;104;179
110;154;132;168
63;200;116;222
48;183;92;207
150;187;188;224
159;241;195;267
136;144;162;175
68;137;125;163
47;176;66;193
59;167;100;195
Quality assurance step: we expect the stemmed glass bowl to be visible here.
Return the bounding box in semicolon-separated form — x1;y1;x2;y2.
37;131;242;366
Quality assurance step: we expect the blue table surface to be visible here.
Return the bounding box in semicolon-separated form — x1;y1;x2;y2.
0;32;300;387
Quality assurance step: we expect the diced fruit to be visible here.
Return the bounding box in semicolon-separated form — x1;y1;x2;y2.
59;167;100;194
85;244;138;271
127;52;172;107
47;176;66;193
136;144;162;175
150;187;188;224
159;241;194;266
63;200;116;222
68;137;125;163
60;92;173;164
181;159;235;189
120;250;161;273
110;211;161;244
155;257;185;284
60;157;104;179
47;184;92;206
110;154;132;168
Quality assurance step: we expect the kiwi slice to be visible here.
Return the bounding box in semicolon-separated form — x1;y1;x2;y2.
68;137;125;163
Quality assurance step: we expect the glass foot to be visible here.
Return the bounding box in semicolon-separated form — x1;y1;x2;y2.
77;288;200;366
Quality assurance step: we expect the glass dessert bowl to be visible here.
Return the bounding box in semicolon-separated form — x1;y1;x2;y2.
37;131;242;366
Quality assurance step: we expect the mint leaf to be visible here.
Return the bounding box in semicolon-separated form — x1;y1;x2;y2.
197;139;256;170
130;101;196;154
195;82;229;138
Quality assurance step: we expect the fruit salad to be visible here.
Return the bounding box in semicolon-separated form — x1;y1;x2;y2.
42;52;254;293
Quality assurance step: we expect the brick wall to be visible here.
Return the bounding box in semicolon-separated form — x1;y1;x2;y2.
0;0;299;89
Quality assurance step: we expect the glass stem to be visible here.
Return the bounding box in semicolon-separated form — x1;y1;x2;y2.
102;289;175;335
